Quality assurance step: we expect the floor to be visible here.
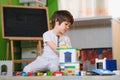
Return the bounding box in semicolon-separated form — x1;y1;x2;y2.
0;76;120;80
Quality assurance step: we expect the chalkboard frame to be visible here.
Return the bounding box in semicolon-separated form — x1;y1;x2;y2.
1;5;50;40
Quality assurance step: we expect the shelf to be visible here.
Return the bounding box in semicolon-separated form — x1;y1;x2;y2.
113;18;120;23
74;16;112;21
72;16;112;26
14;59;34;63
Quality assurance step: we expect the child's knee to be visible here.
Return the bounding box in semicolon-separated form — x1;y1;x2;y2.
48;64;59;72
23;66;29;73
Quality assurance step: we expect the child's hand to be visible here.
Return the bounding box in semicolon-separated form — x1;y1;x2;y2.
59;45;68;48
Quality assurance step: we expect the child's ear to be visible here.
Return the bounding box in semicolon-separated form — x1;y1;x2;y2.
55;20;59;25
55;19;59;22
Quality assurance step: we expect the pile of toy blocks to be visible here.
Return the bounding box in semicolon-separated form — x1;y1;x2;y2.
57;48;81;75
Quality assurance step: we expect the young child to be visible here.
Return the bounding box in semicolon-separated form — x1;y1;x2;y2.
23;10;74;73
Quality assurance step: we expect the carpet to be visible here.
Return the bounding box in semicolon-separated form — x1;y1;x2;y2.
0;76;120;80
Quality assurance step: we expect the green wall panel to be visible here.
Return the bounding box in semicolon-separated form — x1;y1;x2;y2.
0;0;22;71
47;0;58;20
0;0;9;5
0;0;22;60
0;0;9;60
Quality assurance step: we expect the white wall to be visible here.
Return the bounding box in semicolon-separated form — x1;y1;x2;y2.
108;0;120;18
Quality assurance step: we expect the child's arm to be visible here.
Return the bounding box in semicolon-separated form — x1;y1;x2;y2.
45;41;59;54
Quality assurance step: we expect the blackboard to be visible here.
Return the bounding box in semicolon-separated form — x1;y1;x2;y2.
2;5;50;40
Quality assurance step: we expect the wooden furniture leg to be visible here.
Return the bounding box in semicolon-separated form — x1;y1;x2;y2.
36;40;42;56
6;40;9;60
10;40;14;71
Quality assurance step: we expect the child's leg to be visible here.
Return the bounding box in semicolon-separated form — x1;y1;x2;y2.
23;56;48;73
48;58;59;72
48;63;59;72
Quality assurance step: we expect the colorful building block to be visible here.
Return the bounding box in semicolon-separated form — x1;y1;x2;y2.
0;60;12;76
57;48;79;63
53;71;64;76
60;62;80;75
95;58;117;71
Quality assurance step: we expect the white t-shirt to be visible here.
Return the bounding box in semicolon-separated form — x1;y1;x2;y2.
42;30;72;58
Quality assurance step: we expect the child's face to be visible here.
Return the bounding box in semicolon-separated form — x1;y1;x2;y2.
59;21;71;34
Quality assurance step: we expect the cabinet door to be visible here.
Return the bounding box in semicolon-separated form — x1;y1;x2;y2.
112;19;120;70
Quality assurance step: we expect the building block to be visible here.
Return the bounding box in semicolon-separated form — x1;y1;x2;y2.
57;48;79;63
0;60;12;76
95;58;117;71
60;62;80;75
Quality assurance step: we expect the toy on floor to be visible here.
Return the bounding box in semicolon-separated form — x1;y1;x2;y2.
0;60;12;76
95;58;117;71
57;48;81;75
53;71;64;76
91;58;117;75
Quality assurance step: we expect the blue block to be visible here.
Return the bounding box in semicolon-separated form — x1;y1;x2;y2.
64;52;72;62
106;60;117;71
22;72;28;76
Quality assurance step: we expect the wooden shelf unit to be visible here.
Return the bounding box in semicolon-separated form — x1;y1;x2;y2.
7;39;43;71
112;19;120;70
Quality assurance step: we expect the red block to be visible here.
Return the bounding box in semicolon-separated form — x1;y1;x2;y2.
28;71;32;76
53;71;64;76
